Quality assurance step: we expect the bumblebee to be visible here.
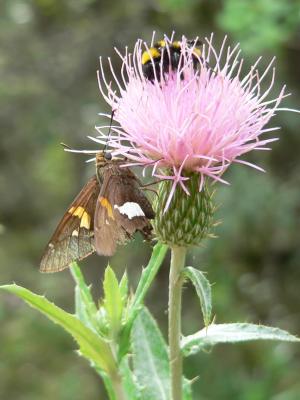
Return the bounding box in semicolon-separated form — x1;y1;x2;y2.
141;39;202;81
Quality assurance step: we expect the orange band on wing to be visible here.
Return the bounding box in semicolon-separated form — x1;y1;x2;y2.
99;197;115;220
68;206;91;229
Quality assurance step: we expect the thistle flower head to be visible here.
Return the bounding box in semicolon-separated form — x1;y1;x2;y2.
94;33;290;209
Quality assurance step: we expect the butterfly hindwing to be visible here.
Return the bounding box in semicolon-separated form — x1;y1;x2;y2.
40;176;100;272
94;166;154;256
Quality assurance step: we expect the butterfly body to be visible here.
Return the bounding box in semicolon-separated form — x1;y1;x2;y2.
40;152;154;273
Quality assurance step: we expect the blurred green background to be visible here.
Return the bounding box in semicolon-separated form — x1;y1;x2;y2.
1;0;300;399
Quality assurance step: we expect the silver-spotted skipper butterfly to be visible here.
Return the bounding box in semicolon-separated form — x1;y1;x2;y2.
40;151;155;273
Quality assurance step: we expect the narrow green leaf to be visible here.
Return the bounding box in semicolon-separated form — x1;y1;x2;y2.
182;323;300;356
119;271;129;304
96;369;117;400
70;262;97;311
119;272;129;324
0;284;116;374
120;357;142;400
70;262;99;331
131;243;168;317
119;243;168;359
74;286;91;328
103;265;123;335
184;266;212;326
132;307;170;400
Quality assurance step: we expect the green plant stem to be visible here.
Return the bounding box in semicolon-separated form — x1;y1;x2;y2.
108;342;127;400
169;246;187;400
99;372;116;400
110;370;127;400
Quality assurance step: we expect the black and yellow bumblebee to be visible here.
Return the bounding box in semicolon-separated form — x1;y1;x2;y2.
141;39;202;81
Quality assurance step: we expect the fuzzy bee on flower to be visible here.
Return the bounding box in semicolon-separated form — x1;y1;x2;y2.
141;38;203;81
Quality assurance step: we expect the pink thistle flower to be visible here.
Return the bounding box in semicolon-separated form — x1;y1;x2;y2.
92;33;294;208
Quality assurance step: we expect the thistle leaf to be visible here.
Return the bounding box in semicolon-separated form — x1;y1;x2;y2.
131;308;170;400
131;307;192;400
182;323;300;356
103;265;123;336
70;262;99;331
0;284;116;374
119;271;129;304
183;266;212;326
130;243;168;318
119;243;168;359
120;357;142;400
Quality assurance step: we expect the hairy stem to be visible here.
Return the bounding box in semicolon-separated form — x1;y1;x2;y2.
169;246;186;400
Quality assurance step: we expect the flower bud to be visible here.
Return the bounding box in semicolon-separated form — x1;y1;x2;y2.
153;173;215;247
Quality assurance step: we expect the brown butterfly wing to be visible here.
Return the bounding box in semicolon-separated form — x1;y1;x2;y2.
94;167;154;256
40;176;100;273
94;197;127;256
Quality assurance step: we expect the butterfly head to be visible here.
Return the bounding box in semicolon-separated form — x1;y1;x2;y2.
96;150;112;166
95;150;115;183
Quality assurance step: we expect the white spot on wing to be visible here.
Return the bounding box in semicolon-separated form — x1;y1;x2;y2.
72;229;79;237
114;202;145;220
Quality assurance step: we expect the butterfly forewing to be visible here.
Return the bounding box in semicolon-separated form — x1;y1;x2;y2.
40;176;100;273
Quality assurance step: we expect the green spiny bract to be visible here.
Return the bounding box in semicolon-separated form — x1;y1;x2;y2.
153;173;215;247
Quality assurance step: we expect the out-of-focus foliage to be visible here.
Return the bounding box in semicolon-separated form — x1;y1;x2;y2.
0;0;299;399
218;0;300;53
